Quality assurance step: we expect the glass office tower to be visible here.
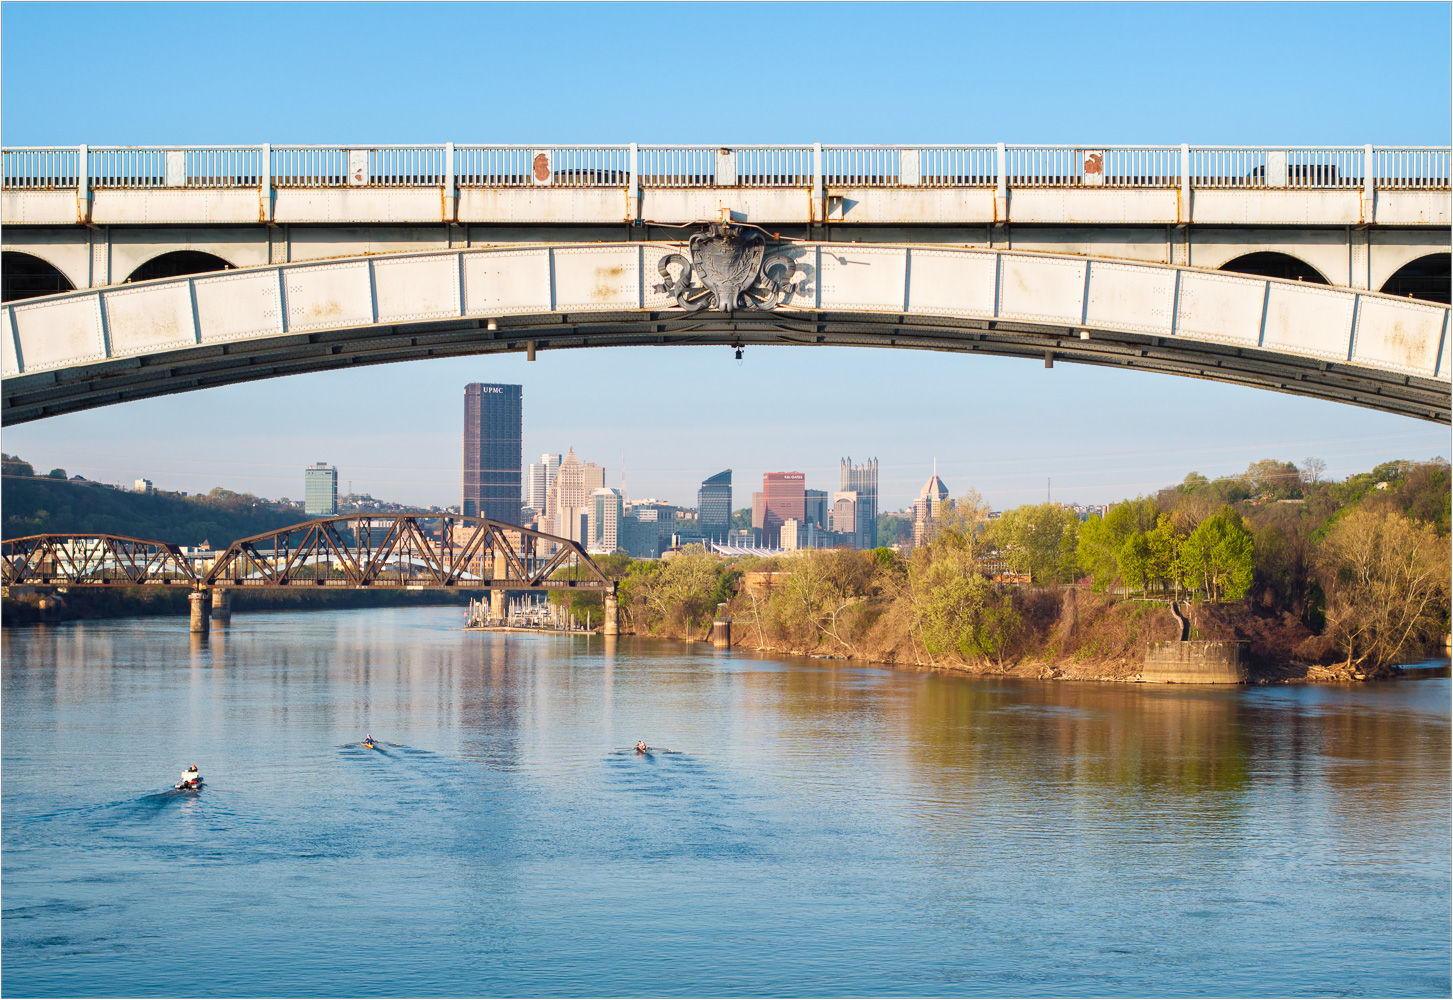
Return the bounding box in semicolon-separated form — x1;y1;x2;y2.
697;469;732;542
462;383;523;523
304;462;338;516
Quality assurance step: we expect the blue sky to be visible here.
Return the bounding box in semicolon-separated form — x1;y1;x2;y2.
3;2;1449;512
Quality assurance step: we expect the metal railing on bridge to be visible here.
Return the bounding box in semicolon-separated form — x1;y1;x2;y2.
2;514;613;592
5;143;1447;193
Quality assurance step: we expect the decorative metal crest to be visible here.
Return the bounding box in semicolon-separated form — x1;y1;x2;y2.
653;223;798;311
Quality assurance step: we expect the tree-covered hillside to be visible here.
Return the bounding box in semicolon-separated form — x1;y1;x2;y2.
3;455;306;546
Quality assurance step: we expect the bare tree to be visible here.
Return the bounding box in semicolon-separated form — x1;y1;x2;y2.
1316;509;1451;671
1302;456;1327;485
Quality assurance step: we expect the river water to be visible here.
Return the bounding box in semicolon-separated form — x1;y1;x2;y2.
3;607;1449;998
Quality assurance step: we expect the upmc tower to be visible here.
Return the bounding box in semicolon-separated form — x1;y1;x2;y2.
462;383;522;523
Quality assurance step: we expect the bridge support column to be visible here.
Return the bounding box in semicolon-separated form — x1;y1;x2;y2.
490;548;508;622
712;602;731;648
209;588;231;622
189;590;212;634
603;583;619;636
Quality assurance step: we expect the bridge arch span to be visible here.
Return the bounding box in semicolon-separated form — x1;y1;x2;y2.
1218;251;1330;285
1379;253;1450;305
125;249;235;284
1;250;78;302
3;242;1448;424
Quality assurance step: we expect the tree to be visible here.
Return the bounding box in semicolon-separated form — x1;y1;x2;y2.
1316;509;1451;670
876;513;912;547
1;453;35;478
1077;497;1159;592
1241;459;1303;499
1302;456;1327;485
1178;508;1254;601
933;489;993;552
46;468;67;480
626;545;734;636
910;551;1019;665
988;502;1081;585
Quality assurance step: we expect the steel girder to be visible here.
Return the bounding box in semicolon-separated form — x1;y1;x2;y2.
1;515;611;592
1;533;197;587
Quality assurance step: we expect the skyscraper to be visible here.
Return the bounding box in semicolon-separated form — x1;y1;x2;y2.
840;457;879;547
462;383;523;523
589;487;623;554
912;472;950;547
527;453;561;513
804;488;828;528
697;469;732;543
759;472;805;548
305;462;338;516
545;447;606;544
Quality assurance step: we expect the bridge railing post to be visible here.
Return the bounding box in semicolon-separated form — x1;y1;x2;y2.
628;141;639;222
444;141;456;224
1362;143;1375;223
260;143;272;223
1179;143;1191;225
812;142;823;225
995;142;1007;222
76;144;89;224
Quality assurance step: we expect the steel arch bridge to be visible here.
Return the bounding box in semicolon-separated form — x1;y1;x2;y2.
3;240;1449;424
1;513;612;592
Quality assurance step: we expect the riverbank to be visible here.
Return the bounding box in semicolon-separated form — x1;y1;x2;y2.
664;589;1432;684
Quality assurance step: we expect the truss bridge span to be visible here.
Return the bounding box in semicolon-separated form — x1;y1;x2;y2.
2;513;610;591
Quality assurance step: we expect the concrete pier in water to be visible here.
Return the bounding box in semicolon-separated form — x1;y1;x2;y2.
188;590;212;634
1141;640;1249;684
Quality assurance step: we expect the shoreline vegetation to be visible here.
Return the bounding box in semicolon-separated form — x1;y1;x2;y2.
553;457;1450;685
4;456;1448;685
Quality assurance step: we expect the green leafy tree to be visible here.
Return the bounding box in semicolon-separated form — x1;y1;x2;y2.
987;502;1081;585
876;513;912;547
1077;497;1159;592
1178;507;1254;601
911;552;1019;664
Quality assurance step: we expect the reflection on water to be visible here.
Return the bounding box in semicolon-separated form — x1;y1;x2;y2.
3;607;1448;997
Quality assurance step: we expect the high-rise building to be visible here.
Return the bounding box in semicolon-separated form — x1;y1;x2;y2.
589;487;623;554
759;472;805;548
832;490;859;537
840;457;879;547
618;512;663;559
804;488;828;528
305;462;338;516
462;383;523;523
697;470;733;543
545;447;606;544
527;453;561;513
912;472;951;547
